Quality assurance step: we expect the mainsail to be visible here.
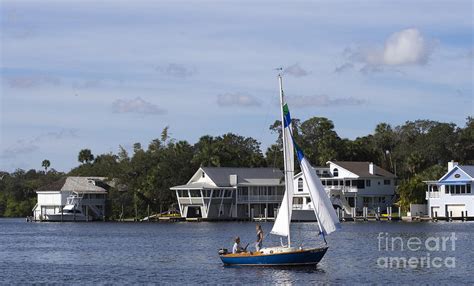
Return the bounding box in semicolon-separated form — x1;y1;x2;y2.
270;79;295;239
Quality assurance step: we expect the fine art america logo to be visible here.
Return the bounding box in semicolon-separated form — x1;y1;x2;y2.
377;232;457;269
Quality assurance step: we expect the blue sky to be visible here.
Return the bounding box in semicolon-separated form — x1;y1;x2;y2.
0;0;472;172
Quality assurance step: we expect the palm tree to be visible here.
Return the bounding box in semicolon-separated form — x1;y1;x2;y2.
78;149;94;164
42;160;51;172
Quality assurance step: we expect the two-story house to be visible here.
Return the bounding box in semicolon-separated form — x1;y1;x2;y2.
170;167;284;220
425;161;474;218
292;161;396;220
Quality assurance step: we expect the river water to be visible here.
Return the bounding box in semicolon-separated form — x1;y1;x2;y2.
0;218;472;284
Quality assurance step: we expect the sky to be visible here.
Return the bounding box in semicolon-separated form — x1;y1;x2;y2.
0;0;473;172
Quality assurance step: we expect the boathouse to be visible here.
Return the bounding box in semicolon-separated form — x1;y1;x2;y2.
170;167;284;220
32;176;109;221
425;161;474;219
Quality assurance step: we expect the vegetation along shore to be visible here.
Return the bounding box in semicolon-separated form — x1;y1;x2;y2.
1;117;472;220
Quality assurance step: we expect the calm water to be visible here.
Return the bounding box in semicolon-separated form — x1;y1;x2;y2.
0;218;473;284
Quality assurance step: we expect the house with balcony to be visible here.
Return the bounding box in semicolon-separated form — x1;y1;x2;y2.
292;161;396;220
32;176;109;221
170;167;284;220
425;161;474;219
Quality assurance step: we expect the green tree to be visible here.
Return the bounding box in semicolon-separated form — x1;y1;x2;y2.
300;117;341;166
78;149;94;164
41;159;51;172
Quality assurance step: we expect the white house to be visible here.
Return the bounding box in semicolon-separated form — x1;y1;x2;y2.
32;176;109;221
171;163;396;220
293;161;396;220
171;167;285;220
425;161;474;218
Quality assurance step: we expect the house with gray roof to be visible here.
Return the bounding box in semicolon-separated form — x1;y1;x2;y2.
425;161;474;218
33;176;110;221
170;167;284;220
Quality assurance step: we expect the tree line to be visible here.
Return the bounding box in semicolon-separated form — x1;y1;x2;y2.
0;117;472;218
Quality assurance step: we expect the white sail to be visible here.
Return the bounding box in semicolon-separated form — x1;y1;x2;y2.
298;152;340;235
270;77;295;239
270;119;295;237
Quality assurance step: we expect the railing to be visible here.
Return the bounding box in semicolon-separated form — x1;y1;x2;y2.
342;186;358;193
293;204;303;210
426;191;440;199
237;195;284;203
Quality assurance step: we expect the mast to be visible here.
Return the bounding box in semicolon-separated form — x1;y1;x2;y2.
278;73;291;247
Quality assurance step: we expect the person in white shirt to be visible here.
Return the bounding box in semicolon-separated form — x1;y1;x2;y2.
255;224;264;251
232;237;244;254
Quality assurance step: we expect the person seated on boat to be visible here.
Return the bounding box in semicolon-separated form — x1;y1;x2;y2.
255;224;264;251
232;237;244;254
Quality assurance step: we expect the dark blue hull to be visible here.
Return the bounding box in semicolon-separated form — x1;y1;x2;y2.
220;247;328;266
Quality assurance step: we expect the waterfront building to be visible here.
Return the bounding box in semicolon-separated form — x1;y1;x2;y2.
171;167;284;220
292;161;396;220
32;176;109;221
171;162;396;220
425;161;474;218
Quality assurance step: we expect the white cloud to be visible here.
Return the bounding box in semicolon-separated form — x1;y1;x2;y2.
0;129;78;159
155;63;197;78
287;94;365;108
284;63;310;77
4;75;61;88
334;62;354;73
112;97;166;115
381;28;430;65
217;93;261;107
338;28;435;74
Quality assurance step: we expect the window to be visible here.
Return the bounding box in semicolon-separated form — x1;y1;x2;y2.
327;180;333;186
340;180;344;186
366;180;371;187
333;168;339;177
293;197;303;204
321;180;326;186
201;172;205;178
467;184;471;193
461;185;466;194
178;190;189;197
190;190;201;197
456;185;461;194
345;180;350;187
298;178;303;192
306;197;311;203
267;186;275;195
238;187;248;197
356;180;365;189
445;185;449;194
224;190;233;197
384;180;391;185
202;190;211;197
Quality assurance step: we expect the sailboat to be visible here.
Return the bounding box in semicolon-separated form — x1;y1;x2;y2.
219;73;340;266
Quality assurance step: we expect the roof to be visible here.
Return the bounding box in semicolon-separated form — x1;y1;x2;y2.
201;167;284;187
170;182;227;190
331;161;396;178
36;177;109;193
459;165;474;178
